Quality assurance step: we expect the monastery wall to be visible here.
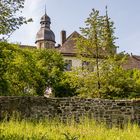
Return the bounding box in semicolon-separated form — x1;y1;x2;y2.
0;97;140;127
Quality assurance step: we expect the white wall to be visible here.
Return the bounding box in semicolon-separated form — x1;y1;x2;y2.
63;56;82;68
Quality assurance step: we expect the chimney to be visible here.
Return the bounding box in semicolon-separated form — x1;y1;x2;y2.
61;30;66;45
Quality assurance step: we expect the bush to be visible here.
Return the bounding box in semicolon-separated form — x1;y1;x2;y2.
0;42;64;96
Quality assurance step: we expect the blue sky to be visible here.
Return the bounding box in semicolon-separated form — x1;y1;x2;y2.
8;0;140;55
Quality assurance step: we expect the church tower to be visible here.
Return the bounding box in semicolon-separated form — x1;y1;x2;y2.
35;10;55;49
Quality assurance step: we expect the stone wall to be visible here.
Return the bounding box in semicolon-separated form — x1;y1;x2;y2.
0;97;140;127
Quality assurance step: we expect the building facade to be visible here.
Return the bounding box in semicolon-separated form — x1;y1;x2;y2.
21;12;140;70
35;12;83;70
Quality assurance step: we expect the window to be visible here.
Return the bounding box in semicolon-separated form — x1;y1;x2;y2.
82;61;89;69
82;61;94;71
65;60;72;71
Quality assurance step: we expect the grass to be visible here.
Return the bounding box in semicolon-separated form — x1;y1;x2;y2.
0;117;140;140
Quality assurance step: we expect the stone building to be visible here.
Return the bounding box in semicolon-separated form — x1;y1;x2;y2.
58;31;82;70
35;12;83;70
21;11;140;70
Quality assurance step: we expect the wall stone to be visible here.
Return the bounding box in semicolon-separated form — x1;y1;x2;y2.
0;97;140;127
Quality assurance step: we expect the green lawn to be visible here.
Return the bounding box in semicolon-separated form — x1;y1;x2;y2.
0;118;140;140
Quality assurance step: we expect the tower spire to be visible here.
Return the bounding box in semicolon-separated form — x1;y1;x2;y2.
45;5;46;15
35;9;55;49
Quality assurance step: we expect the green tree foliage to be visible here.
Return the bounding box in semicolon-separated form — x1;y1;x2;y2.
66;56;140;99
76;8;117;97
0;42;37;95
102;6;117;55
99;55;136;99
54;71;78;97
74;8;140;99
77;9;103;96
0;42;65;96
129;69;140;98
0;0;32;39
34;49;65;96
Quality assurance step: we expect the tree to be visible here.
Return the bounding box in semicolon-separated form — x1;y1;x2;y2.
77;9;101;97
0;42;65;96
34;49;65;96
99;55;135;99
74;7;138;99
101;6;117;55
53;72;78;97
76;8;117;97
0;0;32;39
129;69;140;98
0;42;38;95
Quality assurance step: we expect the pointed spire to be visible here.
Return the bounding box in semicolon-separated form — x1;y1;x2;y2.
45;4;46;15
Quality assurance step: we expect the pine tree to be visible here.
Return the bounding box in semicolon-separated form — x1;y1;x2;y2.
77;9;104;97
102;6;117;56
76;7;118;97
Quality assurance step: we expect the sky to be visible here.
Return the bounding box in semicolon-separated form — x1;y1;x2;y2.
8;0;140;55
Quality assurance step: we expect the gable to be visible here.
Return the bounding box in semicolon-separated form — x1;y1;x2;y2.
59;31;81;56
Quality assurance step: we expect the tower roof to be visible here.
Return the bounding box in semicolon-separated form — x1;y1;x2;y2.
40;13;51;24
36;28;55;43
36;11;55;43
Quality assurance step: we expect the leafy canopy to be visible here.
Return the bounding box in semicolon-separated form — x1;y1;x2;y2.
74;8;140;99
0;42;65;96
0;0;32;39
